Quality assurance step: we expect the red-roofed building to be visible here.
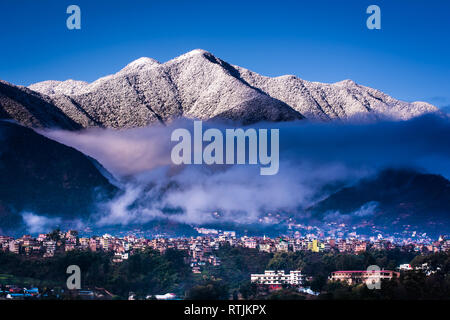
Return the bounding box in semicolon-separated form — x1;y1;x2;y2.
330;270;399;285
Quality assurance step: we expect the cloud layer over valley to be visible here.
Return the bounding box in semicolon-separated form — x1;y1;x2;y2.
40;115;450;229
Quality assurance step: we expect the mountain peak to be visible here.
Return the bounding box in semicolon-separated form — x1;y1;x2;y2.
172;49;212;61
122;57;160;72
335;79;357;87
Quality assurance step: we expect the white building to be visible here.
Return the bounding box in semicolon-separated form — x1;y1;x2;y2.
243;239;257;249
8;240;20;254
251;270;304;286
154;293;177;300
398;264;413;271
43;240;56;257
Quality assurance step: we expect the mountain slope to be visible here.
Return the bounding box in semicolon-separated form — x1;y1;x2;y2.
235;69;436;121
0;121;118;233
20;49;437;129
28;49;303;128
0;80;81;130
308;169;450;234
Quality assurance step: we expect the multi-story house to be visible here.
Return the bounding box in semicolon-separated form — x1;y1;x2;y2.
251;270;304;286
9;240;20;254
43;240;56;257
330;270;400;285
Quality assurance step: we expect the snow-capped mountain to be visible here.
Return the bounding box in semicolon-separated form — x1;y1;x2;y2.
235;68;436;121
1;49;438;129
27;49;303;128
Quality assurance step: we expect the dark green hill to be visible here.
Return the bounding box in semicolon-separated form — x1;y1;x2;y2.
309;169;450;233
0;121;118;233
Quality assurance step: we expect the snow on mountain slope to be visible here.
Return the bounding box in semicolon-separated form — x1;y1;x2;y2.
235;67;437;121
29;79;89;96
26;49;303;128
23;49;438;128
0;80;81;129
162;49;303;123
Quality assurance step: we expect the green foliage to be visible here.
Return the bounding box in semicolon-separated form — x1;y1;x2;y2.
239;280;259;300
48;229;61;241
410;252;450;272
0;248;191;299
204;245;272;291
0;246;448;300
186;279;229;300
268;288;307;300
321;252;450;300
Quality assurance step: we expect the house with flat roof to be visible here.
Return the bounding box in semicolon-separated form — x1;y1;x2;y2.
330;270;400;285
251;270;304;286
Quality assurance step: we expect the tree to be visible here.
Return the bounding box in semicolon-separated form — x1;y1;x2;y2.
186;280;229;300
48;228;61;242
239;281;258;300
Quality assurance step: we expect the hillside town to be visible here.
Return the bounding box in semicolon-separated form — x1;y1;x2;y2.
1;228;449;300
1;228;448;269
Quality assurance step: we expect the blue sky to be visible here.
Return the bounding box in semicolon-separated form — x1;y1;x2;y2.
0;0;449;108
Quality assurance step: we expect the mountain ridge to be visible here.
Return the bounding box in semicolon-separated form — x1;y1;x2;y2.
0;49;439;129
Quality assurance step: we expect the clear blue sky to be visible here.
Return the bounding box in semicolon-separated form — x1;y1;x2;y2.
0;0;449;108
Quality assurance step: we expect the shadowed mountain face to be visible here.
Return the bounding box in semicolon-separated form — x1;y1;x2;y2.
0;121;118;233
308;169;450;234
0;49;437;130
0;80;81;130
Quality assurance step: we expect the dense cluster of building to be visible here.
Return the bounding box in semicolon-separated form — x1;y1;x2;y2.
1;229;449;275
1;227;448;300
0;228;450;264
